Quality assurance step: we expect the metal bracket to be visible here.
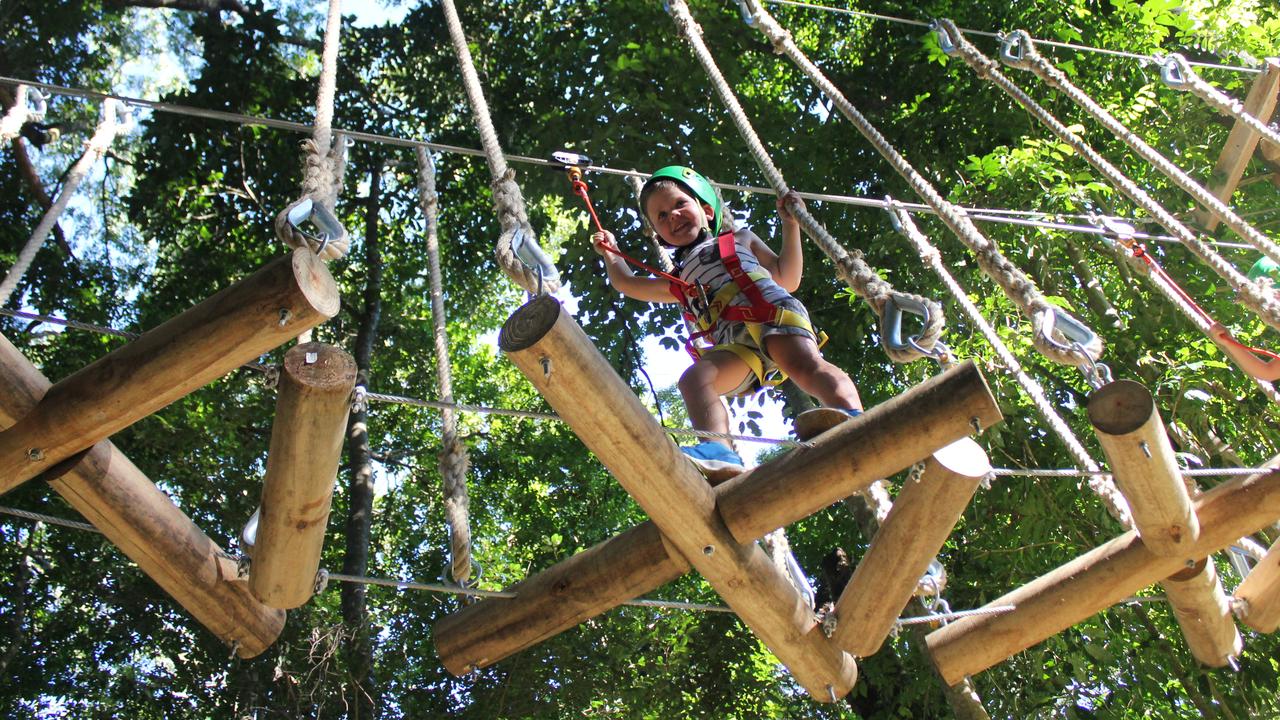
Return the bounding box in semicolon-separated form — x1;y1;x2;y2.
240;506;260;550
1159;53;1192;90
286;197;346;255
999;30;1033;70
511;226;560;292
930;20;959;57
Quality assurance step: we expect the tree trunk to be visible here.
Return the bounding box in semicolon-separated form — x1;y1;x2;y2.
341;162;383;719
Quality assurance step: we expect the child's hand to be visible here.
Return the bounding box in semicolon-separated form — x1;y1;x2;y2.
1209;321;1232;344
777;191;804;224
592;230;617;256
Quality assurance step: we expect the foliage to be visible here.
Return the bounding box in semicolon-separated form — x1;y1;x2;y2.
1;0;1279;717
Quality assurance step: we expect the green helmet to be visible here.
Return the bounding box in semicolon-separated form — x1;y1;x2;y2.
1247;256;1279;284
642;165;723;235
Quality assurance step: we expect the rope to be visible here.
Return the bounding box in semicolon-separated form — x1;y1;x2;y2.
274;0;350;261
1160;54;1280;150
416;147;473;586
743;3;1099;369
0;85;45;141
666;0;944;365
888;204;1132;526
943;25;1280;335
758;1;1259;74
1003;32;1280;280
438;0;558;295
6;73;1261;251
0;99;133;308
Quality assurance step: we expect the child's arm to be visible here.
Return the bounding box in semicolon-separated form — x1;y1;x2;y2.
756;191;805;292
592;230;680;304
1210;322;1280;381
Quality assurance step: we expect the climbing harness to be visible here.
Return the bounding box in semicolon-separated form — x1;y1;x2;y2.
667;0;945;366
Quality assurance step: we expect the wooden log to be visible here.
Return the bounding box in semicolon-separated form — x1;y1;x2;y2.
1087;380;1198;555
1234;537;1280;633
0;248;339;494
831;437;990;657
717;359;1001;544
925;460;1280;685
0;333;284;657
434;317;1002;675
1196;58;1280;230
249;343;356;609
498;295;857;701
1160;559;1241;666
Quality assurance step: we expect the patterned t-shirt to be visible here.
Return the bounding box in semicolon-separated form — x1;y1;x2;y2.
674;227;792;309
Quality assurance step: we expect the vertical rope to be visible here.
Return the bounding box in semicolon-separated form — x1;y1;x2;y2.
0;85;42;141
741;1;1098;368
438;0;559;295
1004;35;1280;270
889;204;1132;527
274;0;350;262
416;148;473;586
665;0;944;364
932;22;1280;333
0;99;132;308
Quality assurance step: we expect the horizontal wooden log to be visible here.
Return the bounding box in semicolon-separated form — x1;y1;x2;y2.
249;343;356;609
435;321;1002;676
497;295;856;701
0;333;284;657
1196;58;1280;231
0;248;339;494
1234;537;1280;633
1087;380;1198;555
832;437;989;657
718;359;1001;543
1160;559;1241;666
925;460;1280;685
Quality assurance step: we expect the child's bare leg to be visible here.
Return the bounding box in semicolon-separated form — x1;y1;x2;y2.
765;334;862;410
678;350;752;447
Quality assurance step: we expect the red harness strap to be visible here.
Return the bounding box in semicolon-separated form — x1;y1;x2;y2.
667;229;783;357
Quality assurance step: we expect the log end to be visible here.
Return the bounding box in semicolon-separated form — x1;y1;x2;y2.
498;294;562;352
290;247;342;320
1087;379;1155;435
282;343;358;393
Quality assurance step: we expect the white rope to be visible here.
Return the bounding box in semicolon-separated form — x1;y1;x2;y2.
0;85;45;141
437;0;558;295
992;466;1274;478
1159;54;1280;150
743;2;1100;369
416;147;473;586
0;99;133;308
1004;32;1280;282
886;204;1131;526
274;0;350;261
667;0;945;364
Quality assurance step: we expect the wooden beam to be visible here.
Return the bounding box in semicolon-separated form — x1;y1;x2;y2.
925;460;1280;685
717;360;1001;544
0;333;285;657
1196;58;1280;231
1161;559;1241;667
831;437;989;657
1087;380;1198;555
249;343;356;609
497;295;856;702
1235;537;1280;633
0;248;339;494
434;338;1001;675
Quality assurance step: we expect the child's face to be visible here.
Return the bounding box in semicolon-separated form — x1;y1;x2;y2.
644;185;714;247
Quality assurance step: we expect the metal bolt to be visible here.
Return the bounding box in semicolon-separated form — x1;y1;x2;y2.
1185;558;1197;568
970;417;982;435
540;356;552;379
305;351;319;364
26;448;43;462
278;308;291;326
703;545;715;556
1139;440;1151;458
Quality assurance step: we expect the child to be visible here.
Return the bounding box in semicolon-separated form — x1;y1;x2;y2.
592;165;862;480
1210;256;1280;382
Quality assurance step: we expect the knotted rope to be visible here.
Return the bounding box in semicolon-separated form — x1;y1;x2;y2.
274;0;350;261
0;85;45;141
742;3;1099;368
439;0;559;295
889;203;1132;525
666;0;942;364
1160;55;1280;152
0;98;133;308
416;147;473;586
957;26;1280;333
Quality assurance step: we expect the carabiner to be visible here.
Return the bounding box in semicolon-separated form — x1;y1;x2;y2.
881;292;935;357
24;87;48;120
999;30;1033;70
737;0;758;26
286;196;347;255
930;20;960;57
1160;53;1192;90
511;226;560;292
1036;306;1104;368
